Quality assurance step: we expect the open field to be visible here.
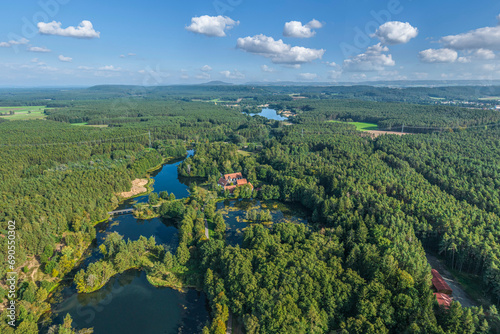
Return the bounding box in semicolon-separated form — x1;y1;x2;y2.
328;120;379;131
0;106;46;120
479;97;500;100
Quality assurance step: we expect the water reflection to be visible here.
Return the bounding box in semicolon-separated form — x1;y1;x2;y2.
50;270;210;334
217;199;309;246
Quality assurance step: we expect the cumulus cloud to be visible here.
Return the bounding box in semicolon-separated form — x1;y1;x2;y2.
473;48;496;60
28;46;51;53
374;21;418;45
419;48;458;63
343;43;395;71
326;61;338;67
201;65;213;72
0;38;29;47
38;20;100;38
220;69;245;79
261;65;275;72
237;34;325;65
186;15;239;37
456;49;496;63
328;70;342;80
98;65;121;71
283;19;323;38
440;25;500;50
78;66;93;70
58;55;72;62
298;73;318;80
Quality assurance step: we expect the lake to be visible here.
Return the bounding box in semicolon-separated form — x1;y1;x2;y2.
46;149;211;333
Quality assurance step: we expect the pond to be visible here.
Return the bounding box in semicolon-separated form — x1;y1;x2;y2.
217;199;309;246
129;149;195;205
252;108;288;121
46;149;211;333
49;270;210;334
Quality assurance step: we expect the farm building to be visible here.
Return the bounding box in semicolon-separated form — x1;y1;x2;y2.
434;293;452;309
218;172;253;193
431;269;453;295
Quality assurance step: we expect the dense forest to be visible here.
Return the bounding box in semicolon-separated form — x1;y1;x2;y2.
1;85;500;333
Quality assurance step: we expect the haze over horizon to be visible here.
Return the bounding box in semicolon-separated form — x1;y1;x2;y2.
1;0;500;86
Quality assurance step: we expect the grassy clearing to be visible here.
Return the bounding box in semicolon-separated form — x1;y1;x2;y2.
479;97;500;100
0;106;46;120
237;150;252;157
328;120;379;131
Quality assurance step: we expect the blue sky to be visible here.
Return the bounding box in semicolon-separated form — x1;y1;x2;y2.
1;0;499;86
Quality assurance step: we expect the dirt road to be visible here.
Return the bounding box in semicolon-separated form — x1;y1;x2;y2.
426;253;477;308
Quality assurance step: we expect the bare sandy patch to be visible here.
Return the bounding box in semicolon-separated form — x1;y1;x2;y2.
119;178;148;198
365;130;412;138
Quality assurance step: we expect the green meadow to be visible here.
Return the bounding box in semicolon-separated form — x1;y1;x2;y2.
328;120;379;131
0;106;47;120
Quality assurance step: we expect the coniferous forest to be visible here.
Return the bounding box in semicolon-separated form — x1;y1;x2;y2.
1;85;500;333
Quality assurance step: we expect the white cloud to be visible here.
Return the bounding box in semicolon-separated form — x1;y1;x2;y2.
196;72;211;80
120;53;136;58
456;49;496;63
98;65;121;71
201;65;213;72
474;48;496;59
78;66;93;70
283;19;323;38
419;48;458;63
38;20;100;38
374;21;418;45
0;38;29;47
440;25;500;50
220;69;245;79
328;70;342;80
261;65;275;72
186;15;239;37
31;58;39;63
28;46;51;53
413;72;429;79
236;34;325;65
326;61;338;67
298;73;318;80
58;55;72;62
343;43;395;71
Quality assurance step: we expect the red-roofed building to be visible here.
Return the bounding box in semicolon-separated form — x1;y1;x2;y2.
431;269;453;295
434;293;452;308
218;172;253;193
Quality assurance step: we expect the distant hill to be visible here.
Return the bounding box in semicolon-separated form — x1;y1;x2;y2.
200;81;233;86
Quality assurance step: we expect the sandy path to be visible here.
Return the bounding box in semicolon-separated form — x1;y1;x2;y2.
119;178;148;198
426;253;477;308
